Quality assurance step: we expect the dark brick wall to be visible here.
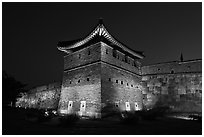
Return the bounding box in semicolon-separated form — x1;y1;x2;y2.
101;62;143;114
58;62;101;117
101;42;141;75
63;42;101;70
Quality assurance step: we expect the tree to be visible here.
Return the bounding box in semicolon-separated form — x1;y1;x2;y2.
2;70;27;107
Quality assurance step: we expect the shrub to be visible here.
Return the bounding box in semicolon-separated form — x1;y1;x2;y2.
120;111;141;125
189;114;202;122
59;114;79;126
140;106;170;121
37;109;53;122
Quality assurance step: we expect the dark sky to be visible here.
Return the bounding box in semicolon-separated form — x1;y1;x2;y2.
3;2;202;88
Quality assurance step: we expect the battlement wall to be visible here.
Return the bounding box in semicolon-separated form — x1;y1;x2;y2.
141;59;201;75
63;42;101;71
16;82;61;109
101;42;141;75
141;60;202;113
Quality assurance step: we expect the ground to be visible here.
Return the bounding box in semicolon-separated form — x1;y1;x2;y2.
2;107;202;135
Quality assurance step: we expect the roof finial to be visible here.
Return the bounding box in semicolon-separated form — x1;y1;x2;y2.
180;52;183;62
98;17;104;24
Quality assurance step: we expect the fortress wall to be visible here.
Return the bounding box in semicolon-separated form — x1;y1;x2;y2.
141;60;201;75
141;60;202;113
16;82;61;110
58;62;101;117
63;42;101;70
101;62;143;114
101;42;141;75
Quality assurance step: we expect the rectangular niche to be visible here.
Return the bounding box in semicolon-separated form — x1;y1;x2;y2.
80;101;86;112
68;101;73;112
125;102;131;111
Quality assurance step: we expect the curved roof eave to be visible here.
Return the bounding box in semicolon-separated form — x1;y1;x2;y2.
57;21;145;59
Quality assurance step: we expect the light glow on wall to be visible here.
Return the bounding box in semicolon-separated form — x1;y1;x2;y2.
15;87;60;110
60;110;68;114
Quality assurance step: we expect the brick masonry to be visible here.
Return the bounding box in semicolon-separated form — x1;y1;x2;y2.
63;42;101;70
58;62;101;117
141;60;202;113
101;63;143;114
16;82;61;110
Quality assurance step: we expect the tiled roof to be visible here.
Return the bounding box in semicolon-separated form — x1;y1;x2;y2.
57;19;144;59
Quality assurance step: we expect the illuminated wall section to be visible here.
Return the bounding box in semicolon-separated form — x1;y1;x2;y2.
100;42;143;115
58;43;102;118
15;82;61;110
141;60;202;112
101;63;143;114
58;63;101;117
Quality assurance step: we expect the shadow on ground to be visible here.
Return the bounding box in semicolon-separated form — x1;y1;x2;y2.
2;107;202;135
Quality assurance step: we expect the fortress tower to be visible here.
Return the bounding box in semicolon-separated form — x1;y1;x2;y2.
57;19;145;118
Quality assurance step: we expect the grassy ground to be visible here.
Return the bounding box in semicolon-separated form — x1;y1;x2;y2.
2;107;202;135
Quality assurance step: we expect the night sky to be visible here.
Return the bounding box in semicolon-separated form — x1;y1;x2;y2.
3;2;202;89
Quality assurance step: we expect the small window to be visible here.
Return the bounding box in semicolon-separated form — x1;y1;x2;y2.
187;66;191;69
106;49;108;54
88;50;91;55
70;81;72;84
78;79;80;83
171;70;174;74
79;54;81;59
127;83;129;86
113;49;117;58
131;85;133;87
115;102;119;107
87;78;89;81
121;81;123;84
116;80;118;83
108;78;111;81
133;62;137;67
158;68;160;71
125;56;128;63
117;55;120;59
